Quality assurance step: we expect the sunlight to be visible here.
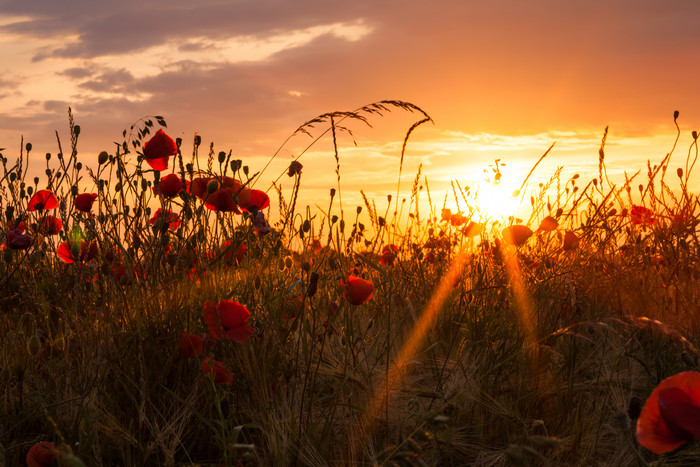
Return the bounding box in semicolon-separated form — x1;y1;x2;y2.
474;179;522;221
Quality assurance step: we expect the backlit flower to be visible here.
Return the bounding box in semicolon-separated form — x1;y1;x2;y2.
155;173;187;198
57;239;97;264
26;441;56;467
238;188;270;212
74;193;97;212
341;275;374;305
149;208;180;230
637;371;700;454
562;230;579;251
143;129;177;171
502;224;533;246
28;190;59;211
39;215;62;235
202;357;233;385
381;244;398;265
537;215;558;232
631;205;654;226
220;241;247;266
203;300;255;343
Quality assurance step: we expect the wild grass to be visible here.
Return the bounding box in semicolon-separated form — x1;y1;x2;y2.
1;103;699;466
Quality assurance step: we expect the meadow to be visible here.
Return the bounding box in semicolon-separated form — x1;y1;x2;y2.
2;102;700;466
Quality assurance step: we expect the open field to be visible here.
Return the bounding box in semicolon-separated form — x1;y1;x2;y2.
2;104;700;466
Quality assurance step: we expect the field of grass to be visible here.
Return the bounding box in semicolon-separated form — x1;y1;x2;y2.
2;103;700;466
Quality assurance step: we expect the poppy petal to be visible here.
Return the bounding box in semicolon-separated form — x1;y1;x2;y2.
223;323;255;343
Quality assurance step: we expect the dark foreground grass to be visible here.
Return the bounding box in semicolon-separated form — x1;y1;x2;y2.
1;104;699;466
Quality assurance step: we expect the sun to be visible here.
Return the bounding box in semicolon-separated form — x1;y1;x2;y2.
474;179;522;221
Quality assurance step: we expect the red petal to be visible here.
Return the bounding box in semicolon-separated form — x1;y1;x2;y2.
28;190;59;211
223;323;255;343
203;300;221;340
218;300;250;329
342;276;374;305
56;241;75;263
637;371;700;454
145;156;170;171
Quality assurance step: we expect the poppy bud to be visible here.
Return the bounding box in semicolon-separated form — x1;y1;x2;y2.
356;206;362;214
194;135;201;147
74;125;80;135
218;151;226;164
693;131;698;140
674;110;679;120
330;188;336;197
307;272;319;297
98;151;109;165
677;168;683;178
243;165;249;176
302;220;311;232
627;395;642;420
278;258;286;271
284;256;293;269
26;142;32;152
27;333;41;357
27;186;33;196
207;180;219;194
331;215;338;225
45;152;51;161
76;162;82;171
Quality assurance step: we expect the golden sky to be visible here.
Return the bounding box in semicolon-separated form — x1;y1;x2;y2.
0;0;698;220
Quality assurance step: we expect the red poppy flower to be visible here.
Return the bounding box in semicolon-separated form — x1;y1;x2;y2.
502;224;533;246
149;208;180;230
202;357;233;385
341;275;374;305
221;241;247;266
441;208;452;222
637;371;700;454
238;188;270;212
155;173;187;198
288;160;303;177
562;230;579;251
203;300;255;343
28;189;59;211
537;215;558;232
143;129;177;171
26;441;56;467
179;333;205;357
631;205;654;226
189;176;210;199
74;193;97;212
462;221;483;237
57;239;97;264
6;228;31;250
381;244;398;265
39;215;62;235
450;213;467;226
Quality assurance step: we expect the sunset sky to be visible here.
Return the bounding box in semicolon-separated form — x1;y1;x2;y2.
1;0;699;221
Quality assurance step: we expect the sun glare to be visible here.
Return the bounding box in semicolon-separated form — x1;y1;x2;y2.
474;179;522;220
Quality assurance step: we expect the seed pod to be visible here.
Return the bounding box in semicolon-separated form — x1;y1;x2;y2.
284;256;293;269
98;151;109;165
27;333;41;357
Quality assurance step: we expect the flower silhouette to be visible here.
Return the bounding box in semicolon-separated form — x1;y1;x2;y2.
178;333;205;357
149;208;180;230
501;224;533;246
637;371;700;454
